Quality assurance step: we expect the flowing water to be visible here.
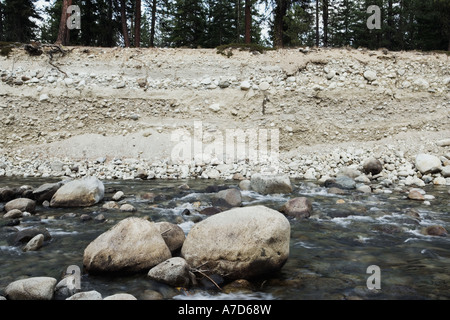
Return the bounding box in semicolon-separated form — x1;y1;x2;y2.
0;177;449;300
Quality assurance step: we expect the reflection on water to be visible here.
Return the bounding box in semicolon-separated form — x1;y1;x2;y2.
0;177;449;300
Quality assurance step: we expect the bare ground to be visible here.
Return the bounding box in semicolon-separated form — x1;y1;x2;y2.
0;46;449;167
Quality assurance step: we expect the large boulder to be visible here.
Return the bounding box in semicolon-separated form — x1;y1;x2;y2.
279;197;312;219
250;173;292;195
83;217;172;274
50;177;104;207
415;154;442;174
5;277;57;300
5;198;36;214
181;205;290;280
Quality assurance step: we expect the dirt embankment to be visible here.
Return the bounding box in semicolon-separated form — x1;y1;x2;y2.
0;46;449;180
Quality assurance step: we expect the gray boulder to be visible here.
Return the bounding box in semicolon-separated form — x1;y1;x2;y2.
5;277;57;300
181;205;290;280
83;217;172;274
5;198;36;214
50;176;104;207
250;173;292;194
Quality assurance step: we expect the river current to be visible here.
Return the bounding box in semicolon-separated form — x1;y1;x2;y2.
0;177;449;300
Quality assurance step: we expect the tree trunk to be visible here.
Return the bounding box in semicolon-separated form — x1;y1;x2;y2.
274;0;287;48
315;0;319;47
387;0;393;49
150;0;157;47
244;0;251;43
322;0;328;47
55;0;72;45
236;0;241;42
135;0;141;47
120;0;131;47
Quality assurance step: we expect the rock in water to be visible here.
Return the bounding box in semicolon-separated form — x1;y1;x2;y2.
50;176;104;207
147;257;192;287
83;217;172;274
181;205;290;280
414;154;442;174
5;277;57;300
155;221;186;253
32;181;63;203
250;173;292;195
212;188;242;208
279;197;312;219
22;234;44;252
5;198;36;214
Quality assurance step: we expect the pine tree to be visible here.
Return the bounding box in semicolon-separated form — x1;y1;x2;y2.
3;0;40;42
169;0;206;47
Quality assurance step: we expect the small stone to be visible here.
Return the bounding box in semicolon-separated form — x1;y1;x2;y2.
39;94;49;102
102;201;119;210
423;225;447;237
103;293;137;300
363;157;383;175
433;177;446;185
258;82;270;91
415;154;442;174
209;103;221;112
112;191;124;201
22;234;44;252
363;70;377;81
66;290;102;300
408;190;424;201
240;81;251;91
120;203;136;212
442;166;450;178
3;209;23;219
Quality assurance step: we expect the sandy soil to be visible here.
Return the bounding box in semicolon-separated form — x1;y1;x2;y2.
0;46;449;167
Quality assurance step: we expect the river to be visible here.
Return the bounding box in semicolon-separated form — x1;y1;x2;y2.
0;177;449;300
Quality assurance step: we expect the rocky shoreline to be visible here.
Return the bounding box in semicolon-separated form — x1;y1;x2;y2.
1;145;449;189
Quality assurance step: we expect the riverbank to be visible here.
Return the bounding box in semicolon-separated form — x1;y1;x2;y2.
0;46;449;187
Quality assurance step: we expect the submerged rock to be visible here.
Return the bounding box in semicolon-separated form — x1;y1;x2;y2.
423;225;447;237
181;205;290;280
